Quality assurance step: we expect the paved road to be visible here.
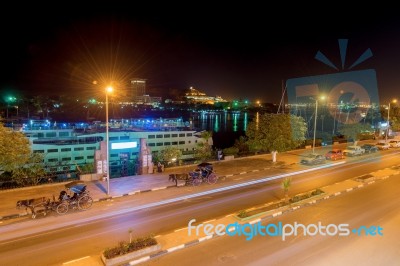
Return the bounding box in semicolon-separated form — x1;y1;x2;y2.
145;174;400;266
0;151;399;265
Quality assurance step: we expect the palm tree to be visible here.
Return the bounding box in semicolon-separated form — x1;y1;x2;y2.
281;177;292;203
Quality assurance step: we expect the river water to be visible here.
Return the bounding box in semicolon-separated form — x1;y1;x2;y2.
189;111;252;149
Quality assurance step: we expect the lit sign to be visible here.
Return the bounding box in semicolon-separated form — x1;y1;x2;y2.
111;142;138;150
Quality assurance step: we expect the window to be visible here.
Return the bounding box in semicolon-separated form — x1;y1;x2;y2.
86;146;96;150
164;134;171;138
156;142;163;146
172;141;178;145
148;135;155;139
48;158;58;162
109;136;118;141
61;148;71;152
62;157;71;161
48;149;58;153
34;150;44;153
164;142;171;146
179;133;185;137
188;141;191;144
179;141;185;145
148;143;155;147
186;133;192;137
59;132;69;137
46;132;56;138
38;133;44;138
74;147;84;151
156;134;163;138
87;155;94;159
74;156;84;160
120;136;129;140
172;134;178;138
110;154;118;157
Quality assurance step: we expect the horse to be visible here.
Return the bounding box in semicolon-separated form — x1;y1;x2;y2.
168;173;189;186
16;197;49;218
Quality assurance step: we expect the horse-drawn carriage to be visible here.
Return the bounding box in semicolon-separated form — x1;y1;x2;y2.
16;181;93;219
169;162;218;186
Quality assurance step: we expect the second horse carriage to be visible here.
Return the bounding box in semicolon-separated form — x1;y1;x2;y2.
16;181;93;218
169;162;218;186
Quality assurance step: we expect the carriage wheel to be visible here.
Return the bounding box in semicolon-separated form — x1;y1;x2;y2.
207;173;218;184
192;177;202;186
56;202;69;215
78;196;93;210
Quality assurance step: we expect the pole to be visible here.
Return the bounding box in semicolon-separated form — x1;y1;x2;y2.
106;92;110;195
313;99;318;154
386;102;390;143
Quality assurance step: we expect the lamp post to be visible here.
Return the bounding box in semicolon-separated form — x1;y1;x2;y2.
105;86;113;195
386;99;397;143
312;96;325;154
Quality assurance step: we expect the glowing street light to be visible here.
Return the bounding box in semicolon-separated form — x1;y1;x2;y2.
312;96;325;154
105;86;113;196
385;99;397;143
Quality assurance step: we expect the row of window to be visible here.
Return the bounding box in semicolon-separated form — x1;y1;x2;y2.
148;133;192;139
148;141;187;147
34;146;97;153
47;155;94;162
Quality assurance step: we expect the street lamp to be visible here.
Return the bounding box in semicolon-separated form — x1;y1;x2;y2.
312;96;325;154
105;86;113;196
385;99;397;143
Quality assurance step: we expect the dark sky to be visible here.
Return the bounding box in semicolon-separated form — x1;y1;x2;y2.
1;5;400;103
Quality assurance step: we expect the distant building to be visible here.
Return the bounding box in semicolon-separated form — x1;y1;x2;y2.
130;79;146;99
184;87;227;104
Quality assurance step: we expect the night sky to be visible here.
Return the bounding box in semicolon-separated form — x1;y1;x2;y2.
1;5;400;103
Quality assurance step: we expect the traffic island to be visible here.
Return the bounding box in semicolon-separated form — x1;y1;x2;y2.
235;188;325;221
101;235;160;266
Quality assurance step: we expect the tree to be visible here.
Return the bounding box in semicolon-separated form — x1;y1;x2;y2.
194;131;213;161
0;123;31;173
281;177;292;203
12;153;47;186
246;114;307;161
234;136;249;155
338;123;372;144
157;147;182;165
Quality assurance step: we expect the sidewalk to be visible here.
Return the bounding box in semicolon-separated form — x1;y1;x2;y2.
0;151;300;220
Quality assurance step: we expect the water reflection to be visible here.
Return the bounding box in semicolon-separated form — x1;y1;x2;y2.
191;111;250;133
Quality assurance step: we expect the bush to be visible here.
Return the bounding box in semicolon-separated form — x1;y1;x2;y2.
237;210;249;218
103;235;158;259
223;147;239;156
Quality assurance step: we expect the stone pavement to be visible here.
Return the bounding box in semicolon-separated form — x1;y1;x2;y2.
0;151;301;220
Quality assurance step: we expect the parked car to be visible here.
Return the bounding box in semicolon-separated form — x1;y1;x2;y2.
343;146;365;156
388;140;400;148
375;142;390;150
300;154;326;165
361;144;379;153
325;149;344;160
